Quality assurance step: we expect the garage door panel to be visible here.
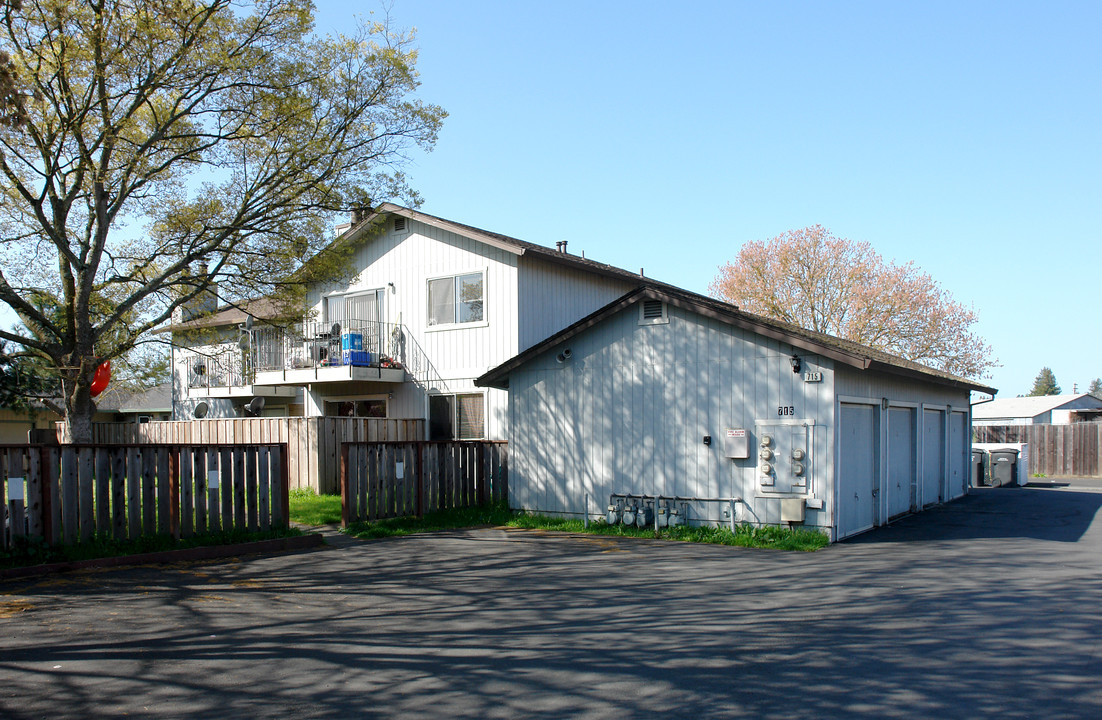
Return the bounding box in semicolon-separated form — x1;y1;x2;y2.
887;407;916;518
949;412;968;500
922;409;944;507
839;403;877;538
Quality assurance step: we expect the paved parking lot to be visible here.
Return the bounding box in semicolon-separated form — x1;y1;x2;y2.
2;480;1101;719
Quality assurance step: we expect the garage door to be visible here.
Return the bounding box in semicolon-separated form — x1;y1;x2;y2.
887;407;916;518
839;403;878;538
921;409;945;507
948;411;968;500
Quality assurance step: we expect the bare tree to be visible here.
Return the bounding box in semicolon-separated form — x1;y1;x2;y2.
709;225;995;379
0;0;445;440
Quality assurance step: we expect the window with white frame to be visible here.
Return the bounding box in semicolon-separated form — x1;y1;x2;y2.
427;272;484;326
429;393;485;440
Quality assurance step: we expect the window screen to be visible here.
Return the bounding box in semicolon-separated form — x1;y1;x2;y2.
456;394;485;440
427;277;454;326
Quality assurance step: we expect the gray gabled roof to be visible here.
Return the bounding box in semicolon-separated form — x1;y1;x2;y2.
94;383;173;414
972;393;1102;420
367;203;678;290
475;284;997;394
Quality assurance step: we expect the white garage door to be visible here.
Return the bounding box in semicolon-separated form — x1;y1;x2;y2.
839;403;878;538
921;409;945;507
949;411;968;500
887;407;916;518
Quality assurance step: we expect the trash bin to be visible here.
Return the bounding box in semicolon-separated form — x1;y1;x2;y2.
990;448;1020;487
971;448;988;487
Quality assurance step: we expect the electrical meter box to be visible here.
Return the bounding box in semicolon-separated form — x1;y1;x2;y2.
723;428;749;459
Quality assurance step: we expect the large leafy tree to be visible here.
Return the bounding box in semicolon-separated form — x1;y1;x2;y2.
0;338;60;414
0;0;445;441
1089;378;1102;399
1027;367;1060;396
709;225;995;379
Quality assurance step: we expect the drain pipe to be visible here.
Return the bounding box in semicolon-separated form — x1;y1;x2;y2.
729;498;737;532
584;491;589;529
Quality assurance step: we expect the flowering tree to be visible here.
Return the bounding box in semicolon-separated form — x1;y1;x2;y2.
0;0;445;441
709;225;995;379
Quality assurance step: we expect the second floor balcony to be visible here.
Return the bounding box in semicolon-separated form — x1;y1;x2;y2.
187;319;446;393
251;319;407;385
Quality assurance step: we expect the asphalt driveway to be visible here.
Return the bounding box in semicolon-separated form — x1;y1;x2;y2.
2;480;1101;719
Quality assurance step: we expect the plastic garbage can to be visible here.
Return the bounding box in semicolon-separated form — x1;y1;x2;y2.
990;448;1020;487
971;448;988;487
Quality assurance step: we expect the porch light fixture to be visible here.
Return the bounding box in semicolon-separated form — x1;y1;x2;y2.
556;348;573;364
790;354;801;373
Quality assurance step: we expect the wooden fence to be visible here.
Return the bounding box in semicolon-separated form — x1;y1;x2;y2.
57;417;425;494
1;443;289;551
973;424;1101;477
341;441;508;526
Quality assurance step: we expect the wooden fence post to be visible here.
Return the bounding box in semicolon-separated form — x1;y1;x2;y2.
169;446;180;539
279;442;290;528
39;445;55;545
416;442;424;518
340;441;350;528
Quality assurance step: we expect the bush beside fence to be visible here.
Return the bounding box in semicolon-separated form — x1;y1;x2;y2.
1;443;289;551
341;441;508;526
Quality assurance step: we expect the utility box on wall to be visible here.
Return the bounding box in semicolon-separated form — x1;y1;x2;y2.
724;428;749;459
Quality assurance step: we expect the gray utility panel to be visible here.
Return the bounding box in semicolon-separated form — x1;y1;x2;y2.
756;421;811;494
723;428;749;459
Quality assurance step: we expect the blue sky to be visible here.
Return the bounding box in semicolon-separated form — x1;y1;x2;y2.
310;0;1101;397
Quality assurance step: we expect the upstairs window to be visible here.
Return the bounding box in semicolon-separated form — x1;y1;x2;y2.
428;272;484;326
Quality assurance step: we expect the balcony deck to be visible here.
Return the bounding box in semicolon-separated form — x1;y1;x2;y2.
186;319;440;394
254;365;406;386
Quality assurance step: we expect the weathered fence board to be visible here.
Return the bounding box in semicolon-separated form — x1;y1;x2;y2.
341;441;508;526
1;443;291;550
974;424;1102;477
57;417;425;495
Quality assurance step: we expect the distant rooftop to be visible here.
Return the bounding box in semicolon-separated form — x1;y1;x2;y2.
972;393;1102;420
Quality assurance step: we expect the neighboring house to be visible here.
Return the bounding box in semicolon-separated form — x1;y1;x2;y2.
971;393;1102;426
0;405;63;444
92;383;174;424
477;284;996;541
165;204;656;439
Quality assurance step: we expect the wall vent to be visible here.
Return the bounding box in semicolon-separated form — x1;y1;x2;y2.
639;300;669;325
393;217;407;232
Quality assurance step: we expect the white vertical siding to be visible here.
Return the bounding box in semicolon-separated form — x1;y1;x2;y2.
506;300;837;533
301;218;520;439
517;257;637;351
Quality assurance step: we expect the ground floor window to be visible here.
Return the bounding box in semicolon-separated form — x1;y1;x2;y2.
325;399;387;418
429;393;485;440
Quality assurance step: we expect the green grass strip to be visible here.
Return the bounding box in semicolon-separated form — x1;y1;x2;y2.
343;501;829;551
289;487;343;525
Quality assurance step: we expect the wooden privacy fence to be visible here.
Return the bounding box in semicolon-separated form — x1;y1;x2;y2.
973;424;1101;477
341;441;508;526
1;443;289;551
57;417;424;494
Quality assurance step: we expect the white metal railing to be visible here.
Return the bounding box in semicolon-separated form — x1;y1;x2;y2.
246;319;448;391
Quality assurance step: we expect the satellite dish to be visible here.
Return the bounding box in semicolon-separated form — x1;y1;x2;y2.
330;322;341;338
245;396;265;416
245;315;254;331
194;401;209;419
